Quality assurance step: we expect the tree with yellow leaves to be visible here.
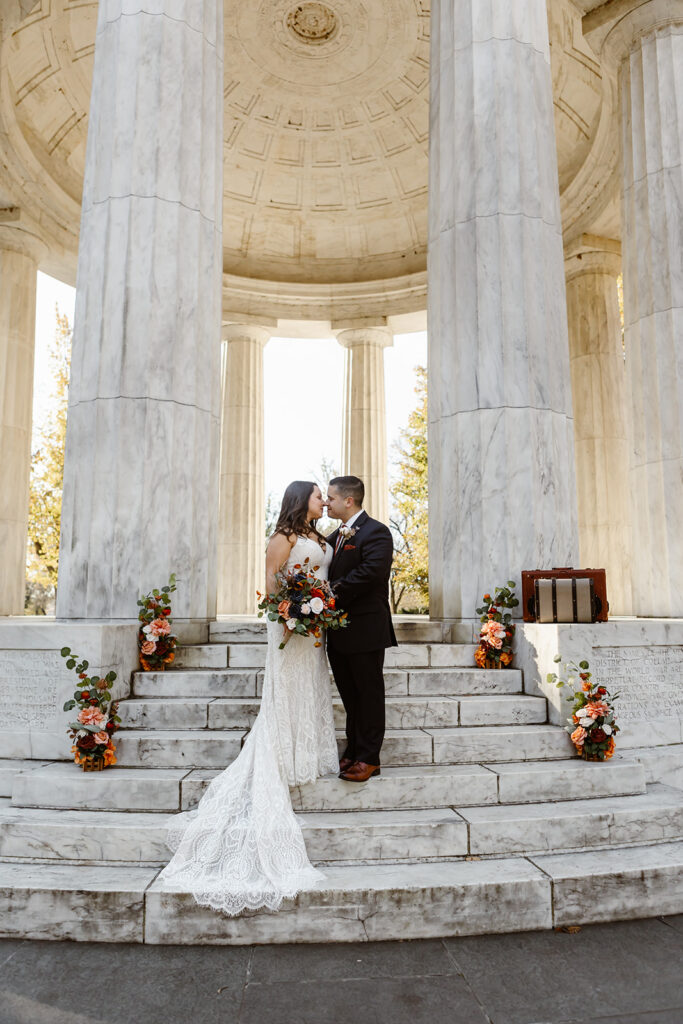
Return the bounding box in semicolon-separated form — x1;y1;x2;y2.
25;309;71;613
389;365;428;613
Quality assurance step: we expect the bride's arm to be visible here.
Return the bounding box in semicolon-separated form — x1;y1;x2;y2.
265;533;294;595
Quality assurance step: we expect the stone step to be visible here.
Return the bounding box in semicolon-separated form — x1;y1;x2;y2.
458;783;683;855
117;694;547;731
3;840;683;942
115;730;247;768
174;645;228;669
2;787;680;866
0;806;469;865
221;642;479;670
9;756;646;814
133;666;522;699
0;759;50;798
209;617;453;646
114;724;572;768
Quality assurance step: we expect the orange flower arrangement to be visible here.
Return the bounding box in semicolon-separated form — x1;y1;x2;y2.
62;646;120;771
474;582;518;669
138;574;178;671
548;657;620;761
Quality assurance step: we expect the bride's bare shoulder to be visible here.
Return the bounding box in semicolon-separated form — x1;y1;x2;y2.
266;531;296;557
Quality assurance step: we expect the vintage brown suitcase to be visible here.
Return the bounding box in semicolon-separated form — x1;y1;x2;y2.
521;568;609;622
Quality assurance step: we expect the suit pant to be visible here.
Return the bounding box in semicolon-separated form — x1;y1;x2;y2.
327;646;385;765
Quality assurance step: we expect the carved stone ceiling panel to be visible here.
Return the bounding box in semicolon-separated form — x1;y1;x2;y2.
3;0;608;287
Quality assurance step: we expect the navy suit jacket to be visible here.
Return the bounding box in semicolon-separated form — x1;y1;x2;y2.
327;511;397;654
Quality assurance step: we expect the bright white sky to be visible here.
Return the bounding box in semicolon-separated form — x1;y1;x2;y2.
33;272;427;503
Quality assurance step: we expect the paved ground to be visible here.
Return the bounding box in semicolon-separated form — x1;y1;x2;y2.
0;917;682;1024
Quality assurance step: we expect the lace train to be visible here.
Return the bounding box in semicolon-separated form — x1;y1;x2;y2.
159;538;339;916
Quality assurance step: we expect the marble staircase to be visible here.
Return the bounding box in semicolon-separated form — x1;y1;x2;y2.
1;620;682;943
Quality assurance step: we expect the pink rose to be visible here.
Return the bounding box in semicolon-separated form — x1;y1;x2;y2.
94;731;109;744
571;726;587;747
77;707;107;729
147;617;171;638
141;639;156;655
480;621;506;649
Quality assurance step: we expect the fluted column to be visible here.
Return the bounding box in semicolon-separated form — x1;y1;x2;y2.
56;0;223;623
218;324;270;615
586;3;683;616
337;327;392;524
428;0;578;621
565;240;632;615
0;224;45;614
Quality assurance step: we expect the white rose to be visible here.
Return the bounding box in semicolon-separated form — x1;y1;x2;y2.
603;724;612;735
309;597;324;614
579;718;593;728
286;619;298;630
300;602;311;615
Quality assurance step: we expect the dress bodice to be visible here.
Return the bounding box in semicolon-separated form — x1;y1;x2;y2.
287;535;333;579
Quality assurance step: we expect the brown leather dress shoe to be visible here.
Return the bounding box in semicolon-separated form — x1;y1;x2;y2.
339;756;355;774
339;761;380;783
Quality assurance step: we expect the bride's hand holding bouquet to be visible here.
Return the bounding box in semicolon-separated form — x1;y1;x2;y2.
258;556;349;649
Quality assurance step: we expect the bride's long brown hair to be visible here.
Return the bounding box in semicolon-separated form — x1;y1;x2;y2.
273;481;325;546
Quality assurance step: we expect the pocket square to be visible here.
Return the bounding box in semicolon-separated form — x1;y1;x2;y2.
343;543;356;551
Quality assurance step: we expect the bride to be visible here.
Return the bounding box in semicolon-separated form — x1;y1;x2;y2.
159;481;339;915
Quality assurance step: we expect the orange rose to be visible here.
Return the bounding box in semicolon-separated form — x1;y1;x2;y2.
141;639;156;655
278;600;291;616
571;726;587;748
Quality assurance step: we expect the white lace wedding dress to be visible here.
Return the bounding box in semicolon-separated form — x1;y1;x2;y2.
159;536;339;915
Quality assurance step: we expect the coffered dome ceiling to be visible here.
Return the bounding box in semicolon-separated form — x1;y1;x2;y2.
2;0;613;294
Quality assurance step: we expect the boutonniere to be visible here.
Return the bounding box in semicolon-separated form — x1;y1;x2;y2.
339;525;358;540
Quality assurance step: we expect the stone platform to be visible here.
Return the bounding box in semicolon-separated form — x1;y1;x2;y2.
0;618;682;944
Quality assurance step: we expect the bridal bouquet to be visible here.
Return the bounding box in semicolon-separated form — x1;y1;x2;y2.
547;657;620;761
61;647;121;771
257;556;349;649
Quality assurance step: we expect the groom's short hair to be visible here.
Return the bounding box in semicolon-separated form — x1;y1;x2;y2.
329;476;364;507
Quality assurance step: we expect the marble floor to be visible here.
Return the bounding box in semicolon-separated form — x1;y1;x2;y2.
0;917;682;1024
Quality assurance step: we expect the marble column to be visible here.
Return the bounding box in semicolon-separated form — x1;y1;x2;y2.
0;225;45;615
56;0;223;623
428;0;578;621
218;324;270;615
337;327;392;524
586;3;683;616
565;240;632;615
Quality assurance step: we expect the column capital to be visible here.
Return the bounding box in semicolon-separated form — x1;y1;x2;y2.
222;323;272;347
564;236;622;283
584;0;682;67
335;326;393;350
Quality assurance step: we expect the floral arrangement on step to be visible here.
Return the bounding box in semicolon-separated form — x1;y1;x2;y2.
474;582;518;668
547;657;620;761
137;574;178;671
257;556;348;649
61;648;120;771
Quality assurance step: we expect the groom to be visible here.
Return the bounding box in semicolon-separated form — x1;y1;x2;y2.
325;476;397;782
